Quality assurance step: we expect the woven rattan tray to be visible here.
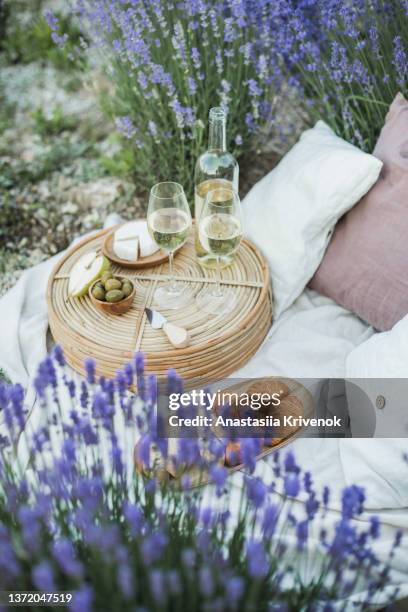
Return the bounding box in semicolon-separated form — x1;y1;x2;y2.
47;225;273;382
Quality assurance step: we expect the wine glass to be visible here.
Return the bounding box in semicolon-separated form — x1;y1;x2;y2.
147;182;192;310
196;186;243;315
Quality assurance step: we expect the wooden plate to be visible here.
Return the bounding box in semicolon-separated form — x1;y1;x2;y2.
134;377;314;488
102;224;181;269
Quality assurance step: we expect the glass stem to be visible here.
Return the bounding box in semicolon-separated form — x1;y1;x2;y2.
214;255;222;297
168;251;177;292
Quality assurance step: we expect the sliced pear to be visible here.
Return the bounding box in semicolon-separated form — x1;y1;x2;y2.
68;252;111;298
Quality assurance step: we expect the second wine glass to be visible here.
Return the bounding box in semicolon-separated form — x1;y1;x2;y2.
147;182;192;310
196;186;243;315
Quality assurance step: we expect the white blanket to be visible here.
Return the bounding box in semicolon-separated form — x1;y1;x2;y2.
234;288;373;504
1;231;407;607
229;290;408;606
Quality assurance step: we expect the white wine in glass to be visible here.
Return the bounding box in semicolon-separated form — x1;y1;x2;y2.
196;187;243;316
199;213;242;256
195;178;235;268
147;182;192;310
194;107;239;270
149;208;191;251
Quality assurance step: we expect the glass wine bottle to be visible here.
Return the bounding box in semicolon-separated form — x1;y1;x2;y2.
194;107;239;269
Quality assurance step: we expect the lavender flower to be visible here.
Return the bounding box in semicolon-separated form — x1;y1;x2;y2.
52;539;84;579
49;0;284;196
225;576;244;606
246;540;268;578
141;531;168;565
0;350;401;608
284;474;300;498
118;563;134;600
393;36;408;87
245;476;267;508
84;357;96;385
284;450;300;474
342;485;365;519
199;566;214;597
69;586;93;612
150;569;166;604
115;116;139;140
274;0;408;150
32;561;56;592
53;344;66;367
296;520;309;550
209;464;227;494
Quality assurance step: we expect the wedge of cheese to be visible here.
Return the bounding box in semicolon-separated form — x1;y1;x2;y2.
113;220;159;261
114;235;139;261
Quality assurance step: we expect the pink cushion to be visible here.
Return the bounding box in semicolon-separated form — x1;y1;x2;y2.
310;93;408;331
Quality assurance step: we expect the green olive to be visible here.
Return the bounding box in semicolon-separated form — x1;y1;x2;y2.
92;286;106;301
122;281;133;297
105;278;122;292
106;289;124;303
101;271;113;285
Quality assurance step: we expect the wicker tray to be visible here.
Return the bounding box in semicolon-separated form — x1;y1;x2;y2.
47;226;273;382
135;377;314;487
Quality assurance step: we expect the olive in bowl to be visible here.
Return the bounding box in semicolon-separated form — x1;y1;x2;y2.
89;274;135;315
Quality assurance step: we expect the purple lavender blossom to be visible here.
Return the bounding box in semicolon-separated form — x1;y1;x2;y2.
32;561;56;592
342;485;365;519
284;450;300;474
0;320;400;606
209;464;227;493
69;586;93;612
118;563;134;599
84;357;96;385
262;503;279;538
123;503;144;537
52;539;84;579
225;575;244;606
199;566;214;597
240;438;262;472
51;0;287;194
115;116;138;139
284;474;301;498
141;531;168;565
245;476;267;508
296;519;309;550
393;36;408;87
246;539;269;578
53;345;66;367
369;516;381;539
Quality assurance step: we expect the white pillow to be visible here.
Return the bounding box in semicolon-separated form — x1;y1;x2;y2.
346;313;408;436
341;315;408;509
346;313;408;378
243;121;383;318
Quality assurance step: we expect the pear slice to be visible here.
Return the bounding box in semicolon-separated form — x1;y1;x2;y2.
68;252;111;298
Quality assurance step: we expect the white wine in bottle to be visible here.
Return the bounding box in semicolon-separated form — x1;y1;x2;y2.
194;107;239;269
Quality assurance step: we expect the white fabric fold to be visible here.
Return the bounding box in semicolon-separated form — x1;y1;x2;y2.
0;220;407;607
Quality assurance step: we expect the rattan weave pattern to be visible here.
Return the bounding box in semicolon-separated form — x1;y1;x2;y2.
47;226;273;382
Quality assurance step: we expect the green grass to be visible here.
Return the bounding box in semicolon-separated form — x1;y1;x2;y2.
1;11;85;72
0;368;11;385
100;145;137;179
0;82;15;135
0;140;94;191
32;105;77;138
